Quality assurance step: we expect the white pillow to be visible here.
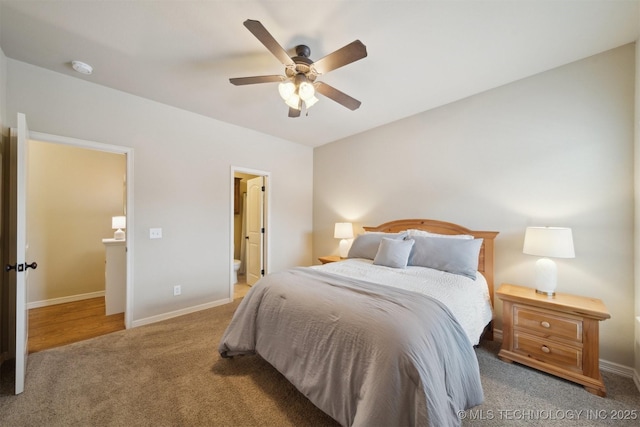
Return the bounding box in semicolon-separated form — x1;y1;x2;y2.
373;237;414;268
406;229;474;239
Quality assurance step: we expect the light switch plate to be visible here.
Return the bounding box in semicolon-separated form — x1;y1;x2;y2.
150;228;162;239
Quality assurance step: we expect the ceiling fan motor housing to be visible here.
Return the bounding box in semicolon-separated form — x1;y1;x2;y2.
286;45;316;81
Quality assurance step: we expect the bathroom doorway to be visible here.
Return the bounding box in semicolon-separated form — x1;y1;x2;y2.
27;131;133;327
231;167;269;300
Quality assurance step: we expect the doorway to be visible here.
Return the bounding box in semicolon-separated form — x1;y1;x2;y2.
27;131;134;330
231;167;269;300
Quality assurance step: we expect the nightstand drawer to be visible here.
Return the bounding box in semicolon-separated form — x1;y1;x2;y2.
514;305;582;343
513;332;583;373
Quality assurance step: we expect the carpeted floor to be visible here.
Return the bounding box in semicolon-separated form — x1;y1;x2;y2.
0;298;638;426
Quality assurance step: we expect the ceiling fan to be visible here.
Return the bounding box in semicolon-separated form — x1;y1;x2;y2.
229;19;367;118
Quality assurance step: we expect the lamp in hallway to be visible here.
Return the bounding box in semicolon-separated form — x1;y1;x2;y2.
523;226;575;296
334;222;354;258
112;216;126;240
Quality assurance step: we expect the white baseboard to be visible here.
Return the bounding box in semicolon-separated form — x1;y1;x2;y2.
493;328;638;387
28;291;106;309
131;298;232;328
600;359;636;378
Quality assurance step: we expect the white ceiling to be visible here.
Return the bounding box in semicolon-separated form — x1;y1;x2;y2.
1;1;638;147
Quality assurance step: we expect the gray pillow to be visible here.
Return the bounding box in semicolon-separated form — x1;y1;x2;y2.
347;232;407;260
408;236;483;280
373;237;415;268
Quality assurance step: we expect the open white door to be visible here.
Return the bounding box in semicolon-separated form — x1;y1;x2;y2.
245;176;264;285
7;113;35;394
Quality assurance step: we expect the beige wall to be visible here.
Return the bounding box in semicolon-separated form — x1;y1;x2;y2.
27;141;125;303
5;59;314;322
314;44;635;367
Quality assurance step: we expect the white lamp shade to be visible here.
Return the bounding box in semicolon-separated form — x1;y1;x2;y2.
278;80;296;100
523;227;574;258
284;93;301;109
298;81;315;101
334;223;354;239
304;95;319;108
112;216;126;230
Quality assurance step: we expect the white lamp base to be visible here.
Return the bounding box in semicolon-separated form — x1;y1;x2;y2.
114;229;125;240
339;239;351;258
534;257;557;296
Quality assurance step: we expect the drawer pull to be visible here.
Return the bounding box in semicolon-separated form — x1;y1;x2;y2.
540;321;551;328
541;345;551;354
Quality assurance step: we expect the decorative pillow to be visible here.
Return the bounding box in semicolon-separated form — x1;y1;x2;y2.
407;229;474;239
347;232;407;260
373;237;415;268
408;236;483;280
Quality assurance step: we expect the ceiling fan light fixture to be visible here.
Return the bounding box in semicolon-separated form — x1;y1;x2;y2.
278;80;296;100
284;93;301;109
298;81;315;101
304;95;319;109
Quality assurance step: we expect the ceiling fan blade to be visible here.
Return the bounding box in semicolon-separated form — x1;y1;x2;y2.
229;75;285;86
288;107;301;118
243;19;295;67
312;40;367;75
315;82;362;111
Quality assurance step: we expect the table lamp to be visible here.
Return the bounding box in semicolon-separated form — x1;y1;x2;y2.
112;216;126;240
523;226;574;296
334;222;354;258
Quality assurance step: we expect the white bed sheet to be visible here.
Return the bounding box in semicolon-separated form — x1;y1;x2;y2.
311;258;493;345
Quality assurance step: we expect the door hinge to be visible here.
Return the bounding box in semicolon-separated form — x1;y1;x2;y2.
261;269;265;276
261;227;265;233
261;186;265;191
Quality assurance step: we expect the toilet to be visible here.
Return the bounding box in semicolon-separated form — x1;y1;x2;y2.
233;259;241;284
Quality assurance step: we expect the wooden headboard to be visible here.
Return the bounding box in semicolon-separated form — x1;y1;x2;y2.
363;219;499;340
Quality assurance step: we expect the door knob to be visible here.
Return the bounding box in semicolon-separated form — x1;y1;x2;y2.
5;262;37;272
5;263;23;271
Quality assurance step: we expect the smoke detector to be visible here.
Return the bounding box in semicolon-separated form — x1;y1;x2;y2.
71;60;93;75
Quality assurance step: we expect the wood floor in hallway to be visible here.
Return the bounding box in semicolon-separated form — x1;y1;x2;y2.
28;297;124;354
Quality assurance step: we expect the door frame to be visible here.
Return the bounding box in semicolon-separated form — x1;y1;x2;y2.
30;131;135;328
230;166;269;299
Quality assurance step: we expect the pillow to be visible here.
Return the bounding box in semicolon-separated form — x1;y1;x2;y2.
347;232;407;260
406;229;474;239
408;236;483;280
373;237;415;268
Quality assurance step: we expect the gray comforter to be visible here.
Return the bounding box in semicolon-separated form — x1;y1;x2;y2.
218;267;483;426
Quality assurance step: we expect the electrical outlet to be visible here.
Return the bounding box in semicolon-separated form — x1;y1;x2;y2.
173;285;181;296
150;228;162;239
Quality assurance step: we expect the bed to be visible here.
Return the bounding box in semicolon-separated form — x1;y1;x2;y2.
219;219;498;426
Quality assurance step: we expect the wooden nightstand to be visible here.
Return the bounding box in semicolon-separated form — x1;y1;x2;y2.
497;283;610;397
318;255;342;264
